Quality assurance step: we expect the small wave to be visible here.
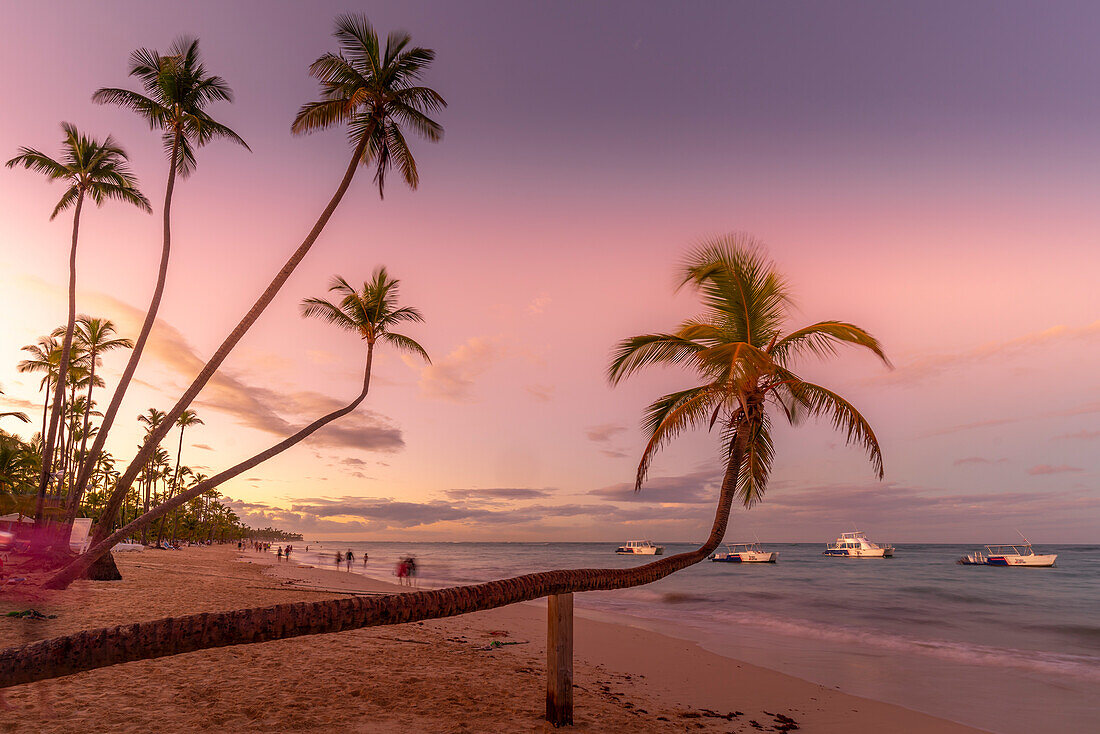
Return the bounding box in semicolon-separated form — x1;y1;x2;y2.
901;585;986;605
659;592;710;604
1025;624;1100;649
698;610;1100;682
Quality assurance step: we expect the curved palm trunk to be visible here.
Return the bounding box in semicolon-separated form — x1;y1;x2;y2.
46;342;375;588
72;131;180;544
88;136;370;549
12;428;745;686
34;192;83;524
39;376;51;441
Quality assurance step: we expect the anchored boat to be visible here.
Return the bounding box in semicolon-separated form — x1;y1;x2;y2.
615;540;664;555
958;540;1057;567
710;542;778;563
823;530;894;558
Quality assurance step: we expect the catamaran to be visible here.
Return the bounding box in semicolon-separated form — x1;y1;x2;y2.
958;539;1057;567
710;542;778;563
823;530;894;558
615;540;664;555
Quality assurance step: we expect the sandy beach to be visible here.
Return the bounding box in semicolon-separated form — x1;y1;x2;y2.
0;546;985;733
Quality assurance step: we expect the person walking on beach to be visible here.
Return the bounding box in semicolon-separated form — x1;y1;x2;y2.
276;547;283;562
406;556;417;588
334;551;342;567
345;550;354;571
362;551;368;567
285;545;291;560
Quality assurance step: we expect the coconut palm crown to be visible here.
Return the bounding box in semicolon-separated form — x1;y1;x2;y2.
6;123;150;220
609;234;890;508
292;14;446;197
93;37;249;176
300;268;430;361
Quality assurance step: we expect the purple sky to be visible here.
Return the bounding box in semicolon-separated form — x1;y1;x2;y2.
1;2;1097;542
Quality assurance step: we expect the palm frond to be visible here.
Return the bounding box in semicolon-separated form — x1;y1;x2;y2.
635;386;720;490
785;376;884;478
381;332;430;363
770;321;890;367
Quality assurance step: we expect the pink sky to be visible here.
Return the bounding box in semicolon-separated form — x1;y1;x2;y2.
1;2;1097;542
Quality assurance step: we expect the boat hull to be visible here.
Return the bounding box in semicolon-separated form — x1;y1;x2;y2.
823;547;892;558
712;552;777;563
987;554;1057;567
615;548;663;555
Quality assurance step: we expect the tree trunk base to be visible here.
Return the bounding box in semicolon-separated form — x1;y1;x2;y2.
82;551;122;581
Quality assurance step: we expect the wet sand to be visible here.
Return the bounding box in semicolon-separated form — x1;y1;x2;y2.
0;546;986;732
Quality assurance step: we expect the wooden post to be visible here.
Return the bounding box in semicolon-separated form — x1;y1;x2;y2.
546;592;574;727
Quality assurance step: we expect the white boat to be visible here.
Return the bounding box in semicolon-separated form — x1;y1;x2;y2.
823;530;894;558
958;541;1057;567
615;540;664;555
710;542;777;563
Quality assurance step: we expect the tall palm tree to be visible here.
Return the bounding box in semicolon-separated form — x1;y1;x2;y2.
81;14;445;557
155;409;203;546
22;236;893;678
7;123;149;521
50;267;429;586
72;38;248;532
72;317;133;481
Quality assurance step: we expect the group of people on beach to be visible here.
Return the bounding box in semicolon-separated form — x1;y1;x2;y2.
275;545;294;561
394;556;418;586
334;549;364;571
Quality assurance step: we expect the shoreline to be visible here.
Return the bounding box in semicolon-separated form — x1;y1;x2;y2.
0;546;985;732
259;549;985;733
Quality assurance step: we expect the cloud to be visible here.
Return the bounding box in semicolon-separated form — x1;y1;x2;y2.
589;469;722;504
585;423;631;459
953;457;989;466
71;290;404;453
525;384;554;402
1056;430;1100;440
527;295;551;315
1026;464;1083;476
443;487;553;502
417;336;505;403
193;443;215;451
586;424;626;443
923;401;1100;438
871;320;1100;387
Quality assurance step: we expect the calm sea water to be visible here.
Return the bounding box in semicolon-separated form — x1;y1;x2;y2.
283;541;1099;734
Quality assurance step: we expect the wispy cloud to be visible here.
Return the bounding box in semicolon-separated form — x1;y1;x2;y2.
1055;429;1100;441
1026;464;1083;476
589;469;722;504
585;423;632;458
525;384;554;402
870;320;1100;387
443;487;554;502
527;295;551;315
416;336;505;403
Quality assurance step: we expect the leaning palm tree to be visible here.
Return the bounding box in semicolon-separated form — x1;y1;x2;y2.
47;267;429;587
13;236;892;687
6;124;149;521
77;14;445;562
72;38;249;536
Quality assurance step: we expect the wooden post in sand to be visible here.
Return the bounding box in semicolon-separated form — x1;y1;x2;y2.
546;592;574;726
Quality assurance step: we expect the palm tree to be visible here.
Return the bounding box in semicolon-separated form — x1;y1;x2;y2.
17;336;62;439
72;317;133;481
73;38;248;540
49;267;429;586
155;409;203;546
19;236;893;681
7;123;149;521
80;14;445;557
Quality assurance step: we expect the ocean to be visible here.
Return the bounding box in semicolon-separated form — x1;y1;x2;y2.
283;541;1099;734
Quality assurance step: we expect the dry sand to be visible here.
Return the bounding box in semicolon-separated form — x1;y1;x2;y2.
0;546;986;732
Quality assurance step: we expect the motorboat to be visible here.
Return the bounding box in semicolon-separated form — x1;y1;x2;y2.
823;530;894;558
615;540;664;555
710;542;777;563
958;540;1056;567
